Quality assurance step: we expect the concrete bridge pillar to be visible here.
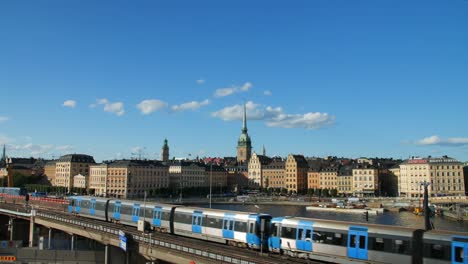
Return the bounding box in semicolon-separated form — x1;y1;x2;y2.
8;217;14;241
48;228;52;249
71;234;75;251
29;211;35;247
104;245;110;264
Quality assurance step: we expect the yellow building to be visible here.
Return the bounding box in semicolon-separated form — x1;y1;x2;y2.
399;156;465;197
263;159;285;191
319;167;338;191
54;154;95;192
285;154;308;193
337;167;353;195
248;153;272;189
169;161;206;190
307;169;320;190
352;166;379;197
44;161;57;185
106;160;169;199
89;163;108;196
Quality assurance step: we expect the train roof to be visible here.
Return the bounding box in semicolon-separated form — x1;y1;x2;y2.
272;216;418;236
176;206;270;219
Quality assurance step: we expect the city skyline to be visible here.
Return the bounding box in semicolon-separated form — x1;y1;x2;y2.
1;1;468;162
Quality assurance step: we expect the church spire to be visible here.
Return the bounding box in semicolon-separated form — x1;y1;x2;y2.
237;102;252;163
262;144;266;156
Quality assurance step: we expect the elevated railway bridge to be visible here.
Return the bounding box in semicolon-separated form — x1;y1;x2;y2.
0;202;320;264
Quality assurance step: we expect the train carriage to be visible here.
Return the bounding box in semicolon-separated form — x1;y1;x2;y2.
173;207;271;249
67;196;108;221
108;199;141;227
423;230;468;264
141;203;175;232
269;217;422;263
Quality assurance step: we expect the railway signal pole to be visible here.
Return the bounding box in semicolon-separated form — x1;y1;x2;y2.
421;181;432;230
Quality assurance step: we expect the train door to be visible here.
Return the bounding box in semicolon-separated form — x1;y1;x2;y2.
222;214;235;239
75;197;82;213
132;204;140;222
90;198;96;215
296;221;313;252
452;236;468;264
246;216;259;247
67;198;74;213
348;226;368;260
153;206;162;227
192;210;203;234
114;201;121;220
269;221;281;251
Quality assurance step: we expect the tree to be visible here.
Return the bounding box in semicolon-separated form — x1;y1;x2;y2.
329;189;338;197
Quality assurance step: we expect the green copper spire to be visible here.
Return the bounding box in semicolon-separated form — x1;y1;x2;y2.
242;103;247;133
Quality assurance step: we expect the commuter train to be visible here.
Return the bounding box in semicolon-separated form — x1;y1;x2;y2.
68;196;270;250
65;196;468;264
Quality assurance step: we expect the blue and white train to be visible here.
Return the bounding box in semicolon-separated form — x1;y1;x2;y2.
68;196;270;250
66;196;468;264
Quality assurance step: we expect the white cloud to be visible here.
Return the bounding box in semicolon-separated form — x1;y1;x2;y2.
0;116;9;123
137;99;168;115
95;98;125;116
19;143;54;155
263;90;272;96
212;101;335;129
415;135;468;146
213;82;253;98
196;79;205;84
171;99;210;112
62;100;77;108
214;87;237;98
416;135;441;145
240;82;252;91
266;112;335;129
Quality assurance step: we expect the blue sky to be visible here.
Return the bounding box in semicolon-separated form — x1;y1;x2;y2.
1;1;467;162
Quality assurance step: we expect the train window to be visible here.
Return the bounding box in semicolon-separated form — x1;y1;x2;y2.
369;237;385;251
455;246;464;263
359;236;366;249
121;205;132;215
281;227;296;239
270;224;279;237
162;212;170;221
205;217;222;229
298;229;304;240
350;234;356;247
393;239;411;255
234;221;247;232
305;229;312;241
249;223;255;234
423;244;451;260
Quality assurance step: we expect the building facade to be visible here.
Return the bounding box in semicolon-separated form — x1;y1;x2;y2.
399;156;465;197
307;169;320;190
89;163;108;196
263;160;285;191
169;161;206;190
319;167;338;191
285;154;308;193
106;160;169;199
54;154;95;192
44;161;57;186
247;153;272;189
352;166;379;197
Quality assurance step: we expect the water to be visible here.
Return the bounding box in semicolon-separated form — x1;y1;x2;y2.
196;203;468;232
